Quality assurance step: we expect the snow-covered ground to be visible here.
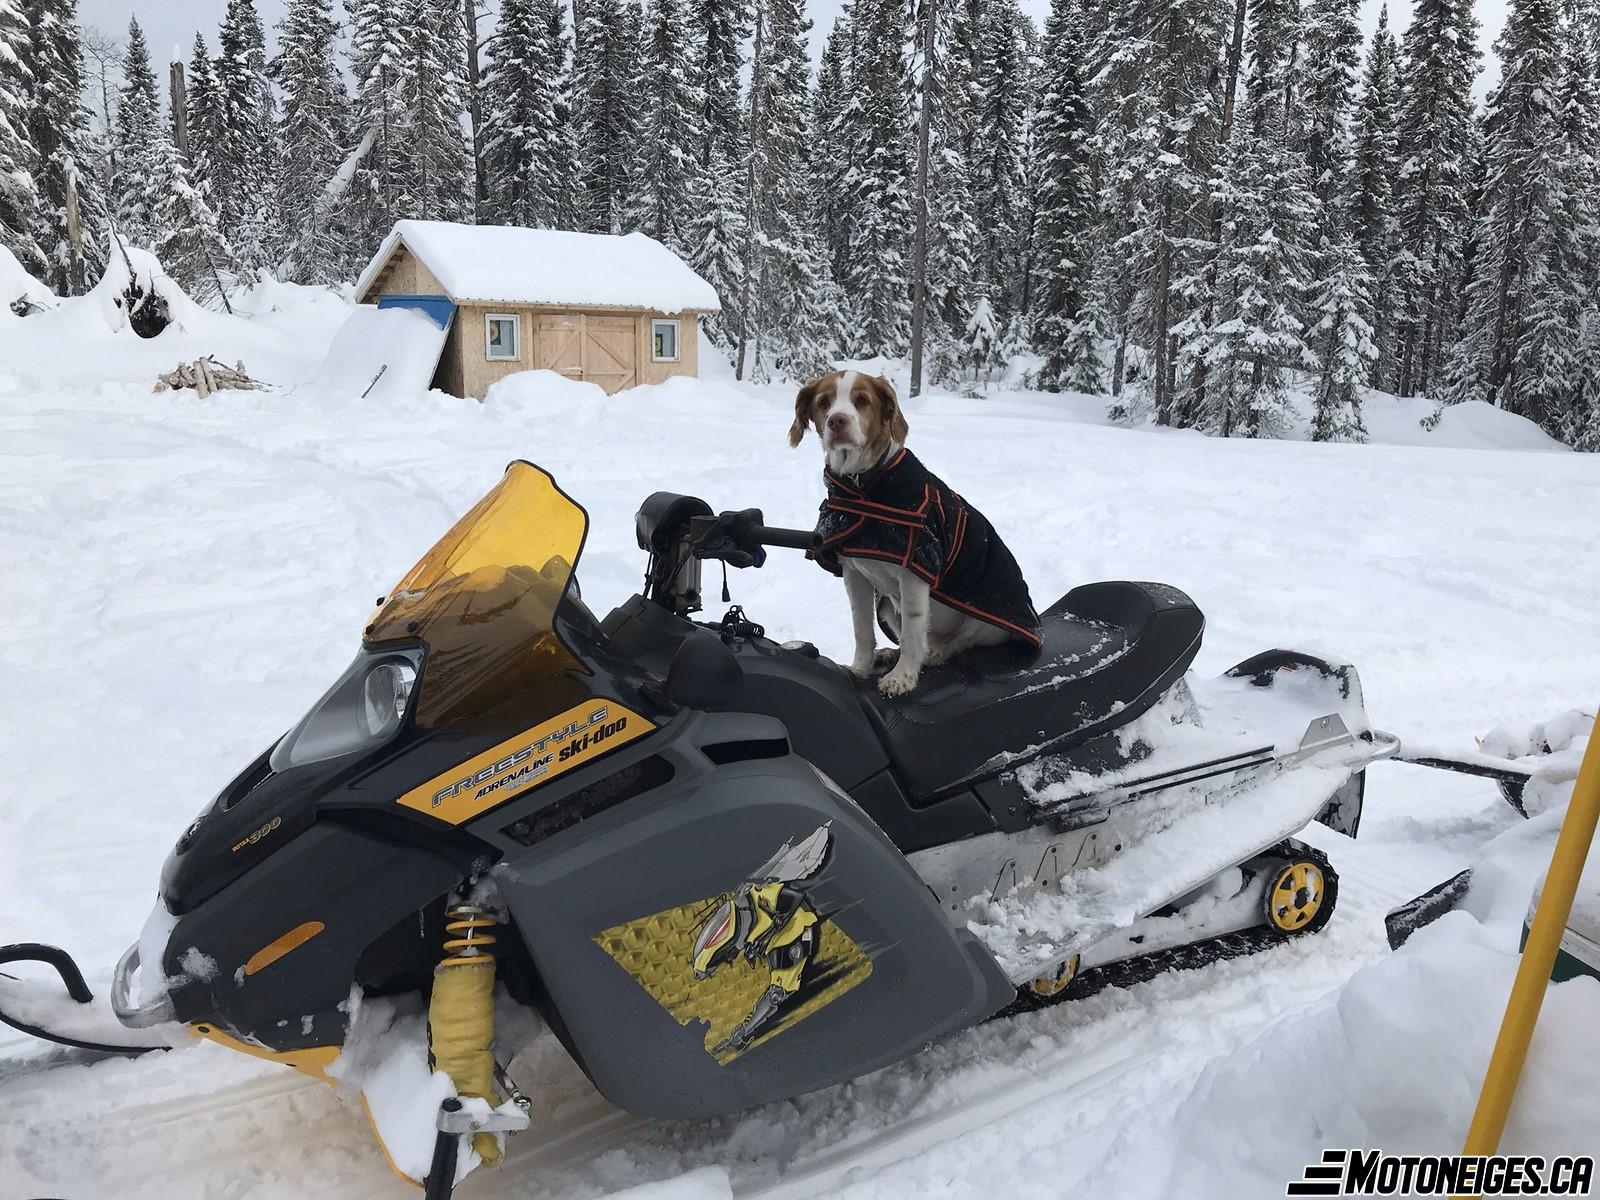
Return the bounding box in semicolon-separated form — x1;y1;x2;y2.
1;285;1596;1199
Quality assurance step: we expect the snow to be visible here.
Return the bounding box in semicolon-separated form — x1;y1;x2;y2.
0;243;56;320
355;220;723;313
1;303;1598;1199
309;305;452;401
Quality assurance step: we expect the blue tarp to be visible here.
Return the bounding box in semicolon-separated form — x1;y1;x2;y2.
376;294;457;331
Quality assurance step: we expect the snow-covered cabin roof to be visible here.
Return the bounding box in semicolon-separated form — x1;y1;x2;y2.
355;220;721;314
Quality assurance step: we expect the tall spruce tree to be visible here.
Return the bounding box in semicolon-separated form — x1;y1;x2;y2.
271;0;349;282
345;0;410;250
840;0;913;357
1308;231;1375;440
1391;0;1479;397
400;0;471;221
694;0;747;169
1;0;43;273
742;0;839;378
962;0;1031;323
482;0;573;229
1096;0;1230;422
629;0;701;250
1182;0;1317;436
112;16;162;247
1029;0;1100;391
1348;8;1402;389
214;0;278;269
812;15;854;289
1446;0;1579;433
186;35;225;188
574;0;641;233
150;130;235;302
1299;0;1362;234
23;0;105;292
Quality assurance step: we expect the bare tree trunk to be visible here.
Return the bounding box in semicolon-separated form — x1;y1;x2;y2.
908;0;938;398
463;0;487;219
170;61;190;159
735;0;766;381
65;169;84;294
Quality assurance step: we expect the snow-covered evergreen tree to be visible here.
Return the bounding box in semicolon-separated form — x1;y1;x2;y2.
574;0;641;233
344;0;409;251
0;0;43;274
1391;0;1480;397
1445;0;1570;430
693;0;747;170
112;16;162;247
961;0;1032;323
23;0;105;292
186;35;226;188
400;0;471;222
1029;0;1099;391
482;0;573;229
1348;7;1402;389
150;132;235;303
1299;0;1362;234
1570;306;1600;449
271;0;349;283
214;0;279;269
1308;232;1374;440
839;0;913;357
1094;0;1230;422
812;16;853;289
742;0;840;379
629;0;701;250
1181;0;1317;437
686;152;748;350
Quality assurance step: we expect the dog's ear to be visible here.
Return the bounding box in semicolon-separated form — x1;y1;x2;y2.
790;376;825;447
873;375;909;444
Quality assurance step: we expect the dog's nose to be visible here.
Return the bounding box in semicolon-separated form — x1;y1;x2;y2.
827;413;850;433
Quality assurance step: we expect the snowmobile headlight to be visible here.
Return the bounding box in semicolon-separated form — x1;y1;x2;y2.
270;649;423;771
361;661;416;738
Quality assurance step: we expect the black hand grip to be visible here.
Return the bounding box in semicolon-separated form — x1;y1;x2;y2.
749;525;819;551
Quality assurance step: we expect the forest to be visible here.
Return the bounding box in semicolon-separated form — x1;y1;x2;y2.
2;0;1597;448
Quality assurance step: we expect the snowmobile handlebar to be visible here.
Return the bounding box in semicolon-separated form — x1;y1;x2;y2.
688;510;818;567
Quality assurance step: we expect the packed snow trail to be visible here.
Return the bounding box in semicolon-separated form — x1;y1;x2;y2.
2;366;1597;1198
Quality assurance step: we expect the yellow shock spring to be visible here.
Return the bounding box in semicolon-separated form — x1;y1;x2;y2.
439;904;498;966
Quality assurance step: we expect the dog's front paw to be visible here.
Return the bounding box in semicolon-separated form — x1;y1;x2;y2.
848;655;876;679
878;667;919;697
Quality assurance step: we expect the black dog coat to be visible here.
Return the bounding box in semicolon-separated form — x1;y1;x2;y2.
811;448;1042;650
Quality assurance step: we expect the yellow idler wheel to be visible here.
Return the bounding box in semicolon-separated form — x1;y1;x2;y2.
1027;953;1081;999
1264;854;1337;936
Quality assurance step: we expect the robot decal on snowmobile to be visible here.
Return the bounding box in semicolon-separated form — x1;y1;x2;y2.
690;824;832;1055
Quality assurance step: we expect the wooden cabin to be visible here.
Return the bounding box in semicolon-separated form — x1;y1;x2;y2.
353;221;721;399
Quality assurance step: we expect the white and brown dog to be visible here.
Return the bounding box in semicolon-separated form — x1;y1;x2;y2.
790;371;1042;697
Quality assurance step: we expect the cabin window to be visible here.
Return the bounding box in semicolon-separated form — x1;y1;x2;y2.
485;313;520;361
652;319;681;363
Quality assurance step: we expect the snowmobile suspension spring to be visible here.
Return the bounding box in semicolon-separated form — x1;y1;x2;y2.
439;904;498;968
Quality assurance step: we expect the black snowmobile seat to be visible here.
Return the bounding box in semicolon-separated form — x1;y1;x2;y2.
860;582;1205;803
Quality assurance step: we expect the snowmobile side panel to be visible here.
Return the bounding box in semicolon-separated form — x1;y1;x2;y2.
158;822;464;1049
490;710;1014;1118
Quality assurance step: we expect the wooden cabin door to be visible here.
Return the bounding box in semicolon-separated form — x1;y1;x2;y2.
537;314;584;379
583;315;638;394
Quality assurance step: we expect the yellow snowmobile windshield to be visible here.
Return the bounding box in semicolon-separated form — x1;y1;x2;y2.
364;461;591;730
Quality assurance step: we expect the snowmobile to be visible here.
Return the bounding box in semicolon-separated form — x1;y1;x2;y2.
0;461;1537;1196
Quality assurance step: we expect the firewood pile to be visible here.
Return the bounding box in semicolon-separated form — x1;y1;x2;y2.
154;357;258;398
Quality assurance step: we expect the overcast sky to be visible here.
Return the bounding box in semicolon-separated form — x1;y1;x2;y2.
79;0;1509;98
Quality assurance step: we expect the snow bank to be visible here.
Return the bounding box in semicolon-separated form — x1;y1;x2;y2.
0;243;55;320
1361;394;1568;452
0;240;334;387
356;220;722;313
1166;914;1599;1193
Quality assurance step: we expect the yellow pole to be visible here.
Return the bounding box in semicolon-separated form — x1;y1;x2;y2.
1461;709;1600;1162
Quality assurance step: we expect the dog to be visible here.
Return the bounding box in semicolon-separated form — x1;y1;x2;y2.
789;370;1041;697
